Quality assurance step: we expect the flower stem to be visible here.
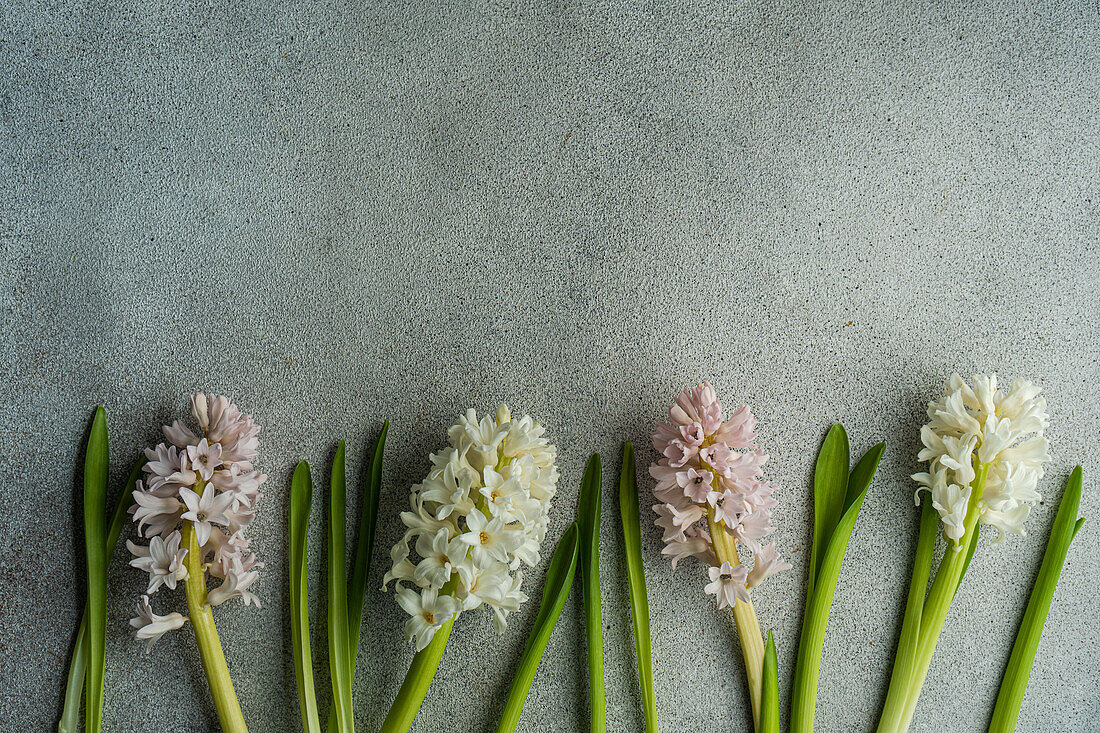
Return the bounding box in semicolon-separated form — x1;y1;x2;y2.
708;513;764;731
183;479;247;733
379;618;455;733
890;464;989;733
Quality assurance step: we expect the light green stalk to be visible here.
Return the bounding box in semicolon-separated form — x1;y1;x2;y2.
182;477;247;733
988;467;1085;733
878;463;990;733
707;512;765;730
875;494;937;733
379;618;455;733
618;442;658;733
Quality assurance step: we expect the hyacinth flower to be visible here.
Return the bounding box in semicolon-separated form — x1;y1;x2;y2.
126;394;267;733
650;383;791;730
878;374;1052;733
380;404;558;733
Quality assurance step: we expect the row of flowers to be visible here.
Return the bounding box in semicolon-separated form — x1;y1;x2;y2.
61;374;1085;733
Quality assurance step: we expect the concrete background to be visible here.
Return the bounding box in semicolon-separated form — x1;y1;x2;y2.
2;1;1098;731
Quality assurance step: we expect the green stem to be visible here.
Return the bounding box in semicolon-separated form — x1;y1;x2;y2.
876;494;938;733
708;514;764;731
183;479;247;733
893;464;990;733
379;618;455;733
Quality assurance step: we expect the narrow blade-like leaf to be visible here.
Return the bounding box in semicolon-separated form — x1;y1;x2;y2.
83;407;109;733
760;631;780;733
578;453;605;732
809;424;850;598
347;422;388;663
792;440;879;733
59;457;146;733
290;461;322;733
988;467;1085;733
496;524;580;732
618;441;657;732
328;442;354;732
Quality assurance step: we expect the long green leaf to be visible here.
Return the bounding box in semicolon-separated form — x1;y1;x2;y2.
760;630;780;733
326;424;389;733
876;492;938;732
791;439;881;733
618;441;657;733
347;422;388;663
988;467;1085;733
59;458;146;733
290;461;322;733
328;442;354;732
808;424;850;599
83;407;109;733
496;524;581;732
578;453;605;733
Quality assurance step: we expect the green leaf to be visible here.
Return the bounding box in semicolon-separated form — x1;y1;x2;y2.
290;461;322;733
347;422;387;665
578;453;605;733
59;457;146;733
496;524;581;732
83;406;109;733
791;438;880;733
328;442;354;732
808;424;850;598
760;630;780;733
877;491;938;731
989;467;1085;733
618;442;658;733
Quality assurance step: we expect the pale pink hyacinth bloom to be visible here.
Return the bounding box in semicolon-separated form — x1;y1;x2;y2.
651;382;790;728
649;382;791;609
127;393;266;646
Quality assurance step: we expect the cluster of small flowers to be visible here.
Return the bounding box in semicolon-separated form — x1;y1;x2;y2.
650;383;790;610
383;404;558;651
914;374;1051;546
126;394;267;649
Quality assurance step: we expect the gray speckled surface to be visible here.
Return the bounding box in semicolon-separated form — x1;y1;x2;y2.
2;1;1099;731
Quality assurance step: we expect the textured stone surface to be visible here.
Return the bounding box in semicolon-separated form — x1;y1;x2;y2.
2;1;1098;731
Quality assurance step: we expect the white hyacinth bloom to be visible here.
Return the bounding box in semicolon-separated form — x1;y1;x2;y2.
384;404;557;651
130;595;188;652
913;374;1051;547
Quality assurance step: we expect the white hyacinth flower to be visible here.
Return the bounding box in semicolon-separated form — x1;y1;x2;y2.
913;374;1051;547
130;595;188;652
384;404;557;651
